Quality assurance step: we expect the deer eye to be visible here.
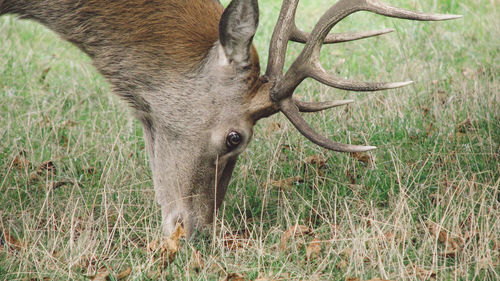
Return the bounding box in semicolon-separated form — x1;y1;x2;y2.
226;131;242;149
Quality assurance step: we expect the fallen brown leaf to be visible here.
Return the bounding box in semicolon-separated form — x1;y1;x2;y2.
407;264;437;280
304;155;327;168
61;120;78;128
47;180;73;190
267;176;303;191
77;253;100;272
306;237;322;260
189;248;204;271
222;273;245;281
83;167;97;175
330;224;340;236
456;117;475;133
336;259;348;270
90;268;110;281
30;161;56;181
462;67;475;78
268;122;282;133
425;122;436;137
12;156;30;170
280;225;311;250
149;223;186;268
116;267;132;280
350;152;372;164
223;233;252;250
345;277;391;281
345;169;357;184
427;222;462;257
40;66;51;82
0;230;23;251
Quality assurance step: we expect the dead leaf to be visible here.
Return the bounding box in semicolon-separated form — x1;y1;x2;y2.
161;223;186;262
210;261;227;275
89;267;130;281
425;122;436;137
22;277;51;281
345;170;357;184
306;237;322;260
255;277;281;281
222;273;245;281
304;155;327;168
90;268;110;281
268;122;282;133
61;120;78;128
280;225;311;250
427;222;462;257
422;106;430;117
456;117;475;133
223;233;252;250
40;66;51;82
350;152;372;164
462;67;475;78
116;267;132;280
330;224;340;236
189;248;204;271
83;167;97;175
77;254;100;272
30;161;56;181
267;176;303;191
377;231;399;242
345;277;391;281
149;223;186;268
336;259;348;270
47;180;73;190
408;265;437;280
0;230;23;251
12;156;30;170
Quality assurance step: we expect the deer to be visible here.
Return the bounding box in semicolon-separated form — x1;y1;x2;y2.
0;0;460;238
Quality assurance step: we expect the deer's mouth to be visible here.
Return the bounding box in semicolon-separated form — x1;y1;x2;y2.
215;156;239;211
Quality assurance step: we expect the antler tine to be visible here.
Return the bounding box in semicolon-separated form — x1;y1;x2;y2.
271;0;461;101
309;64;414;91
295;99;354;113
291;27;395;44
364;0;462;21
263;0;460;152
265;0;300;80
281;99;376;152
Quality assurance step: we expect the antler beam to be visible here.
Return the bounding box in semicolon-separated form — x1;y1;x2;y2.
263;0;461;152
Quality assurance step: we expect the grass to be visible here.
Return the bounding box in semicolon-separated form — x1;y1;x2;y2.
1;0;499;280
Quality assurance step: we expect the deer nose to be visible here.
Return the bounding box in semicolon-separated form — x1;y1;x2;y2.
163;209;195;238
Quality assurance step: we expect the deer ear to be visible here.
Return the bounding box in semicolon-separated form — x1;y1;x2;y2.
219;0;259;67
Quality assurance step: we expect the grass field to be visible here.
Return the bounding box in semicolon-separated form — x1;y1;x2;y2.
0;0;499;280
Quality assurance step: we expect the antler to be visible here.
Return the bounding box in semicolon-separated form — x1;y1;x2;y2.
264;0;461;152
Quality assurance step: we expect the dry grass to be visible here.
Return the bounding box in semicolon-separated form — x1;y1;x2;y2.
1;0;499;280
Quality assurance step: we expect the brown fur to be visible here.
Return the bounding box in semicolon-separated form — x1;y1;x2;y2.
1;0;224;85
78;0;224;72
1;0;229;111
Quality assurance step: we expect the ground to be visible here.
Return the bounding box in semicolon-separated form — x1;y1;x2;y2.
0;0;499;280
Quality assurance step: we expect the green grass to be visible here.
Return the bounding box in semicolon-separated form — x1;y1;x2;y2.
1;0;499;280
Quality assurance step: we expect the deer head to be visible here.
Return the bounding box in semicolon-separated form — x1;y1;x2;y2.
1;0;460;237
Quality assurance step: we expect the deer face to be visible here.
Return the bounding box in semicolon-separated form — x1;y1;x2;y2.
145;0;268;236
